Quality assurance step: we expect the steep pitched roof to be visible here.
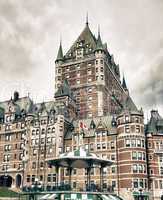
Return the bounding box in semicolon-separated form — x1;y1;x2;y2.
122;75;127;90
55;79;74;99
146;110;163;133
65;24;97;57
56;41;64;61
95;30;105;51
122;96;138;112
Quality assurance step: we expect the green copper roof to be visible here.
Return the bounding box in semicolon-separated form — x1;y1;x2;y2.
55;79;74;99
65;24;97;57
56;42;63;61
95;31;105;51
122;75;127;90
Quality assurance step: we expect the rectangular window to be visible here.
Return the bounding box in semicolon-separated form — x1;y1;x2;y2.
125;125;130;133
136;125;140;133
126;139;130;147
27;175;30;183
102;143;106;149
32;175;35;183
131;139;136;147
97;144;101;150
132;152;137;160
133;164;138;173
138;152;142;160
111;141;115;149
47;174;51;182
133;179;138;188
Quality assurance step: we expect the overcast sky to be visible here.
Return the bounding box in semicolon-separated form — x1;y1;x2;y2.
0;0;163;117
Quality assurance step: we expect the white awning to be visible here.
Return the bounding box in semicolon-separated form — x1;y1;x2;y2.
39;194;57;200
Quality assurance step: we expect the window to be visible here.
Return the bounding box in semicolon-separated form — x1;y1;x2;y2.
97;144;101;150
112;167;116;173
100;67;104;72
102;143;106;149
100;59;104;64
148;142;152;148
125;116;129;122
87;69;92;75
101;75;104;80
133;164;138;173
132;152;137;160
32;175;35;182
125;125;130;133
126;139;130;147
136;125;140;133
131;139;136;147
135;117;139;123
137;139;141;147
139;164;143;173
160;166;163;175
111;154;115;160
139;179;144;188
133;179;138;188
142;140;145;148
5;134;11;141
111;141;115;149
47;174;51;182
33;149;37;156
32;162;36;169
27;175;30;183
112;181;116;188
138;152;142;160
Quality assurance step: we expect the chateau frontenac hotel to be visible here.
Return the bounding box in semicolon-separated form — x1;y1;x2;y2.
0;19;163;200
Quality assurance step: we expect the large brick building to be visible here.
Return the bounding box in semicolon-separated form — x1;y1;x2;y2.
0;19;162;200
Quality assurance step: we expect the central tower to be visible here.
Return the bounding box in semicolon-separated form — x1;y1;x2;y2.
55;19;134;119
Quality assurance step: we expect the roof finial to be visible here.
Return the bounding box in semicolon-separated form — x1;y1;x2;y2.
86;12;89;26
98;24;100;37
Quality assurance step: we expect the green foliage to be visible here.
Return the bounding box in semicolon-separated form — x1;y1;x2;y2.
0;187;19;197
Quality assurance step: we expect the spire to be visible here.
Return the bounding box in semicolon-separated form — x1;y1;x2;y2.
122;75;128;90
95;25;105;52
56;40;63;62
86;12;89;26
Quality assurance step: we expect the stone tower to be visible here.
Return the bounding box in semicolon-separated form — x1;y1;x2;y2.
55;19;135;119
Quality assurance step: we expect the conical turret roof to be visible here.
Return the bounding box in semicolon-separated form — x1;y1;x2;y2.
56;41;63;62
122;75;127;90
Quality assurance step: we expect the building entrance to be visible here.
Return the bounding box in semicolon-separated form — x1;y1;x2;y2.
16;174;22;188
0;175;12;187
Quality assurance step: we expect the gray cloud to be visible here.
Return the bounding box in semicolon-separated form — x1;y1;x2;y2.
0;0;163;115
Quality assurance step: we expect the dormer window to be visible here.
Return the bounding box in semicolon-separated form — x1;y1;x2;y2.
9;106;12;112
125;116;129;123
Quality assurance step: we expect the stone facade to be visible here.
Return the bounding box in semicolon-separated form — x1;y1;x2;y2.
0;20;162;200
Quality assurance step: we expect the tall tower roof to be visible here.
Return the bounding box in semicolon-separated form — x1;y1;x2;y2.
122;75;127;90
95;25;105;51
56;41;63;62
65;21;97;58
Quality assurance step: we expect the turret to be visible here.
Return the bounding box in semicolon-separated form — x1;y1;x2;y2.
55;41;64;90
55;41;64;63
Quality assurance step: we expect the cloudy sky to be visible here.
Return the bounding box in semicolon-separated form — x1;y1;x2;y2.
0;0;163;117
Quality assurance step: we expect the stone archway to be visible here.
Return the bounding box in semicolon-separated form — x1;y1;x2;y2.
0;175;12;187
16;174;22;188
